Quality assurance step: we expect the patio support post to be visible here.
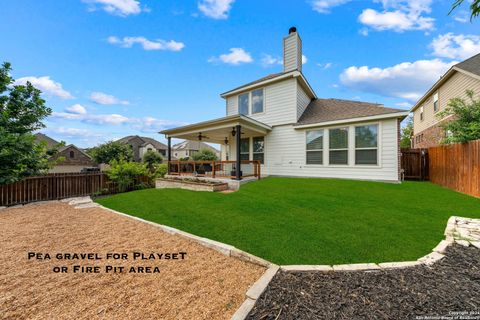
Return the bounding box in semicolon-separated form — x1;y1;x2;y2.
167;136;171;175
235;124;241;180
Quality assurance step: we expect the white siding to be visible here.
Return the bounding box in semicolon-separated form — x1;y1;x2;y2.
283;33;302;73
262;118;399;181
296;82;310;120
225;78;297;126
413;71;480;134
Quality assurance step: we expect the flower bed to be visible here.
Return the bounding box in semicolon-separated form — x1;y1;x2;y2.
155;178;229;192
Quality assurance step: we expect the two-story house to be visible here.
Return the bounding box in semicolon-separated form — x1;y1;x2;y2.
35;133;96;173
116;135;168;162
411;53;480;148
172;140;220;159
161;27;408;182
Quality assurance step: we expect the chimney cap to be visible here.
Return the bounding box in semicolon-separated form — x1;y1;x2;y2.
288;26;297;34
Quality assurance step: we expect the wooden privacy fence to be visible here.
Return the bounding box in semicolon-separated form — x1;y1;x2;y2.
401;148;429;180
429;140;480;198
0;172;152;207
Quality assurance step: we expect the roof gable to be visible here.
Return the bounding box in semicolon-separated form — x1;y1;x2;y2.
455;53;480;77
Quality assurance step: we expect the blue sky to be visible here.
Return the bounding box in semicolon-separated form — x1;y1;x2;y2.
1;0;479;147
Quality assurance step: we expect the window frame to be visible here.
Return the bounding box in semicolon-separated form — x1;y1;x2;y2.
354;124;378;166
238;93;250;115
305;129;324;165
328;127;349;166
433;92;439;113
239;138;250;161
252;136;265;164
237;88;265;115
420;106;424;121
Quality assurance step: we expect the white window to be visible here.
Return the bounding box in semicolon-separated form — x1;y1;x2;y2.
252;89;264;114
329;127;348;165
355;125;378;165
433;92;439;112
238;93;249;115
253;137;264;164
420;106;424;121
240;138;249;161
306;130;323;165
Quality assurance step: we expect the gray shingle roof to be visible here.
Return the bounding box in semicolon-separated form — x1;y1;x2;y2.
455;53;480;77
296;99;406;126
173;140;219;152
34;133;60;149
221;72;286;96
117;136;167;150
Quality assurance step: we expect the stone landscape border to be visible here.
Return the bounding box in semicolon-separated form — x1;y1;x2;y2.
3;198;480;320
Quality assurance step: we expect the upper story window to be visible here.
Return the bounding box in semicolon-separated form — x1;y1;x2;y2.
239;93;249;115
69;151;74;158
251;89;264;114
306;130;323;165
420;106;424;121
433;92;439;112
238;89;264;115
329;127;349;165
355;125;378;165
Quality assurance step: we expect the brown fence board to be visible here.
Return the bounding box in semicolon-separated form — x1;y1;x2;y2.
0;173;152;206
429;140;480;198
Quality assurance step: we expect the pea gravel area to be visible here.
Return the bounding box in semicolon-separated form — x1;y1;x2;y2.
0;202;265;320
248;245;480;320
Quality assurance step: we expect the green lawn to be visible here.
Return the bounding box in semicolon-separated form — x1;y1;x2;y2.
96;177;480;265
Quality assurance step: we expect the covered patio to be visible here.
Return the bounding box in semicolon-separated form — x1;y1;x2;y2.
160;115;271;180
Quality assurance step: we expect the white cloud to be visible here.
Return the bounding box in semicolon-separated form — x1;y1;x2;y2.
395;102;412;108
51;127;100;138
310;0;351;13
198;0;234;19
90;91;130;105
340;59;456;101
65;104;87;114
261;54;282;66
14;76;73;99
302;55;308;64
209;48;253;65
107;36;185;51
317;62;333;69
359;0;434;32
51;107;185;133
430;33;480;60
82;0;144;16
454;10;470;23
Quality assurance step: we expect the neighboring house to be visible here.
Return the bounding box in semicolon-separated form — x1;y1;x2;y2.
35;133;96;173
161;27;408;182
116;135;168;162
411;53;480;148
173;140;220;159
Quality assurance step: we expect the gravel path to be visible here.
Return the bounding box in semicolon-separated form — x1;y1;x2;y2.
0;202;264;320
248;245;480;320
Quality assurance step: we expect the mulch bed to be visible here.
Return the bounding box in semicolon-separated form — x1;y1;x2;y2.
248;245;480;319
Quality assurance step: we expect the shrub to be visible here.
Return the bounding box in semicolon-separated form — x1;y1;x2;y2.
143;150;163;171
191;148;218;161
154;163;168;178
106;160;150;192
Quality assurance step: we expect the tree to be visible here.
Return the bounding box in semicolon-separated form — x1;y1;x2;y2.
0;62;54;185
191;148;218;161
400;116;414;148
438;90;480;144
143;150;163;171
450;0;480;20
88;141;133;164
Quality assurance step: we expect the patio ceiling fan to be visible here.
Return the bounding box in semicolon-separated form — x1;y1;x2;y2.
197;132;209;141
